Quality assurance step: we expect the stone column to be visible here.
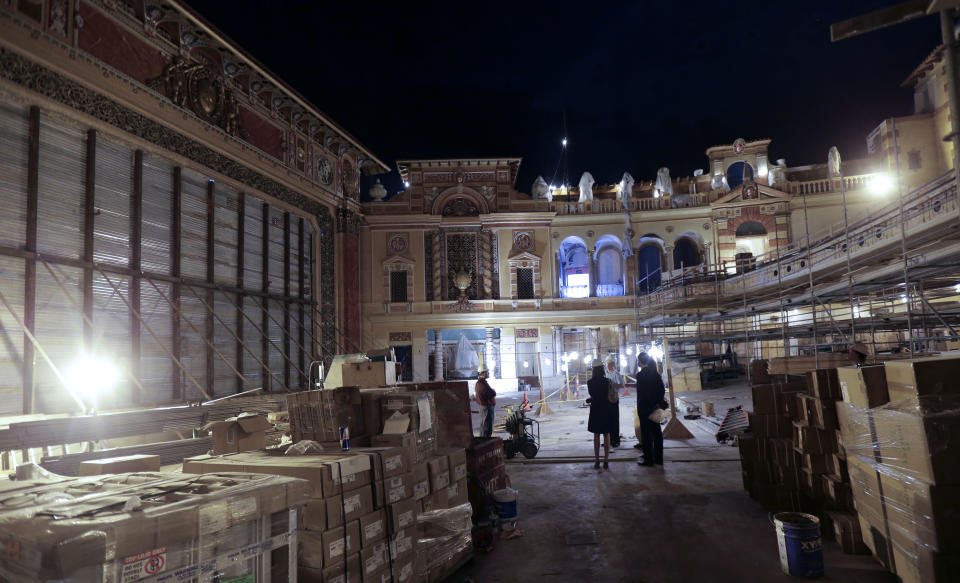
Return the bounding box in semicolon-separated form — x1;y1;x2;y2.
588;245;597;297
617;323;628;371
587;327;599;359
665;244;674;280
552;325;563;370
485;327;495;379
433;329;444;381
494;331;502;379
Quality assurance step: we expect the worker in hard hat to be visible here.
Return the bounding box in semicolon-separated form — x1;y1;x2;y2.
474;362;497;437
605;355;625;447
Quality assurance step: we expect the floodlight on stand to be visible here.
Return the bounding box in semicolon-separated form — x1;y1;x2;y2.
648;344;664;361
868;173;893;195
562;137;568;147
66;352;120;413
583;355;592;365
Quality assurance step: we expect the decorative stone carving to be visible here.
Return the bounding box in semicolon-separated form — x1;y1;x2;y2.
513;231;534;251
335;207;360;235
619;172;634;202
442;197;479;217
147;56;247;139
769;159;787;186
387;233;409;255
369;178;387;201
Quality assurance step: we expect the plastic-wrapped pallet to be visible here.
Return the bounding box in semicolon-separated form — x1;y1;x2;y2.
0;471;308;582
836;356;960;583
415;503;473;583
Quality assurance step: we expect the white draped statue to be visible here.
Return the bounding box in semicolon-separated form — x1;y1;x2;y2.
453;335;479;378
828;146;841;177
532;176;549;200
619;172;634;202
655;167;673;197
578;171;595;202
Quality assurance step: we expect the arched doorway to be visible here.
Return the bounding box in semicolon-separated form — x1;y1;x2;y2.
734;220;768;272
558;236;590;298
636;244;663;293
673;238;701;270
594;235;623;296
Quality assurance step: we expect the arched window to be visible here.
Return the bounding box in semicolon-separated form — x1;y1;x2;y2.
735;221;767;237
636;244;662;293
558;237;590;298
594;236;623;296
673;238;701;270
727;161;754;190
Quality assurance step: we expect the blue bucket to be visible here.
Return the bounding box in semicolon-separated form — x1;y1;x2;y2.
773;512;824;578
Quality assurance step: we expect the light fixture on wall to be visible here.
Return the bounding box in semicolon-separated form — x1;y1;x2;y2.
868;173;893;195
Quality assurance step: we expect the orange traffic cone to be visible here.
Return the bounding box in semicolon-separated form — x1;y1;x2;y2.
522;392;531;412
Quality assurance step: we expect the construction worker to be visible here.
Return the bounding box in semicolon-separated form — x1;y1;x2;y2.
605;355;625;447
474;362;497;437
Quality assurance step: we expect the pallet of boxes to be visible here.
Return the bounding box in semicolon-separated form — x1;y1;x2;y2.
836;357;960;583
739;374;808;511
0;470;308;582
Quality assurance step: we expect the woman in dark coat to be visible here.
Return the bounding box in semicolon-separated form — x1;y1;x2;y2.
587;358;617;469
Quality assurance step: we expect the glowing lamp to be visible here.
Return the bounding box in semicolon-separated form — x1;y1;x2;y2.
66;353;119;411
569;351;579;361
403;181;411;188
868;174;893;195
522;361;529;368
648;345;664;361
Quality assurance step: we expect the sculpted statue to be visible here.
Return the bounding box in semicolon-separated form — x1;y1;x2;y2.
532;176;549;199
711;172;729;193
655;167;673;197
768;159;787;186
619;172;634;202
828;146;841;177
578;171;595;202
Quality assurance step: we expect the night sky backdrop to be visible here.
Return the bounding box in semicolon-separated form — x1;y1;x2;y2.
194;1;941;196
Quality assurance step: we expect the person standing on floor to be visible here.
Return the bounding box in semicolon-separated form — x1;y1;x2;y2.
475;362;497;438
635;352;665;466
587;358;617;469
604;355;625;447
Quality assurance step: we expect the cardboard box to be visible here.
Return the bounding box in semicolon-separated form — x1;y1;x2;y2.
750;384;778;415
826;511;870;555
824;474;854;510
878;469;960;552
372;431;417;468
389;528;416;560
303;500;327;531
810;398;838;430
381;391;438;462
390;555;417;583
884;356;960;413
361;539;390;579
321;521;362;565
801;453;830;474
200;413;271;454
442;448;467;482
835;402;876;458
750;414;792;438
350;447;407;480
792;422;839;454
288;387;365;443
412;461;430;500
181;451;370;499
77;454;161;476
426;456;450;492
807;368;842;401
374;471;413;507
847;455;884;521
361;388;398;438
857;513;895;571
445;478;468;508
359;509;387;546
410;381;473;448
302;552;361;583
325;485;374;528
872;405;960;484
838;365;889;409
342;361;397;387
826;454;848;482
891;538;960;583
387;498;418;531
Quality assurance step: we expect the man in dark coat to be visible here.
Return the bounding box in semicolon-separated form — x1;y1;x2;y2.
475;362;497;437
635;352;665;466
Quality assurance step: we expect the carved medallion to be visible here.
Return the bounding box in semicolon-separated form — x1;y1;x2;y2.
442;197;479;217
733;138;745;154
147;56;246;139
513;231;534;251
388;233;409;255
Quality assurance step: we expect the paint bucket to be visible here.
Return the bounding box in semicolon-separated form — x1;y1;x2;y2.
773;512;824;578
493;488;518;529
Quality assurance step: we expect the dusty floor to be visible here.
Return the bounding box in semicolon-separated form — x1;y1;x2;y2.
452;384;896;583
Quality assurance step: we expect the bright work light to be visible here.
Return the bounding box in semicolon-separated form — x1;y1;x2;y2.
66;353;119;412
868;173;893;195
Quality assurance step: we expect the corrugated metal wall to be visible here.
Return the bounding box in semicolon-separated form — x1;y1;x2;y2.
0;106;319;414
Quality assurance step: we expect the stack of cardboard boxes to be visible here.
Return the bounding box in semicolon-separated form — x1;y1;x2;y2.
0;471;307;582
739;378;807;510
837;356;960;583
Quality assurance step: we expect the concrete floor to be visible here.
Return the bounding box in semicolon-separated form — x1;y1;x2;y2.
454;386;896;583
